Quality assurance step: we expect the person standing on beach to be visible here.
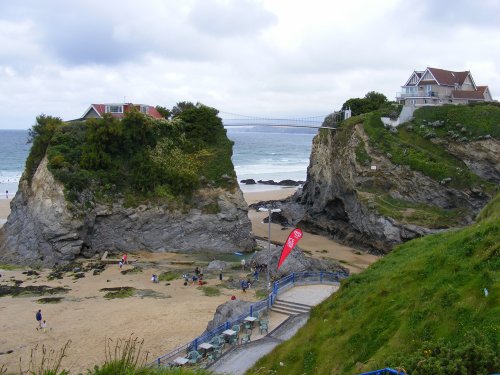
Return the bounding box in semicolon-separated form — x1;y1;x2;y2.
123;253;128;265
41;320;48;333
241;259;246;270
35;309;42;329
119;261;123;271
219;269;223;281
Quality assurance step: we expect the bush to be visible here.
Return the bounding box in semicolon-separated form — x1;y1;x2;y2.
25;103;237;206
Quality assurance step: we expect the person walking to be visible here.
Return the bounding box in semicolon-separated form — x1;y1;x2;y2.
219;269;223;281
41;320;48;333
123;253;128;265
35;309;42;330
119;260;123;271
241;258;246;270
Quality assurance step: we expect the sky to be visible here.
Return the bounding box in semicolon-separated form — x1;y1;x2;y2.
0;0;499;129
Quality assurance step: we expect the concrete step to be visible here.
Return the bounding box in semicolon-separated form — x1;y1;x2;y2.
275;298;312;310
270;307;301;316
271;300;311;315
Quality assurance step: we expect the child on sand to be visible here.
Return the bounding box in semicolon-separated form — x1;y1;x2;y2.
41;320;48;333
119;261;123;271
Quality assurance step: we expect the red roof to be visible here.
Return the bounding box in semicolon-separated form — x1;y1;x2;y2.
85;103;164;119
476;86;488;93
451;90;485;100
427;67;470;86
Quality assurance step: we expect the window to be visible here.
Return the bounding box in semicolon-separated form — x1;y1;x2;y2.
105;105;123;113
140;105;149;114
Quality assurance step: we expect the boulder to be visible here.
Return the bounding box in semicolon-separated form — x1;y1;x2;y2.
206;260;230;271
205;299;253;331
240;179;256;185
251;240;349;280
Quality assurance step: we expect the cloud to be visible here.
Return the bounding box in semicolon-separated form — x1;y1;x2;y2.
0;0;498;129
188;0;277;37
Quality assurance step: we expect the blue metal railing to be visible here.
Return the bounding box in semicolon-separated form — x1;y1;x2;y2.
358;368;406;375
149;271;347;367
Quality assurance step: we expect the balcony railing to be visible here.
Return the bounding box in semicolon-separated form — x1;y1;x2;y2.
396;91;439;98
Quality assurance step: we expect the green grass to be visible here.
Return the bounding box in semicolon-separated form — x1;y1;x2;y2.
355;138;371;165
412;103;500;140
100;287;136;299
248;194;500;375
158;271;180;282
359;192;468;228
363;112;495;192
255;289;268;300
0;263;23;270
197;286;221;296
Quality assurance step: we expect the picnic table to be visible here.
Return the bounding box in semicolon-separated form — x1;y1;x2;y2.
173;357;189;366
244;316;257;322
198;342;213;356
222;329;236;336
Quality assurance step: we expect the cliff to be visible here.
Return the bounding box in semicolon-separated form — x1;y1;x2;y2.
0;105;255;266
295;104;499;253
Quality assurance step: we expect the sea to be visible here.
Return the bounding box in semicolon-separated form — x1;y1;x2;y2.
0;127;316;198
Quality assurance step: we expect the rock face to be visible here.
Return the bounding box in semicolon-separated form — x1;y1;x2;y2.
0;157;255;266
293;123;496;253
251;240;349;280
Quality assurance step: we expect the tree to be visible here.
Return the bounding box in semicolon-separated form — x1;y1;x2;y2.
341;91;388;116
171;101;196;118
364;91;388;112
155;105;171;119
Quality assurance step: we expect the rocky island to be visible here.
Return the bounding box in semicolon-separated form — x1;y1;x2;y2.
0;103;255;266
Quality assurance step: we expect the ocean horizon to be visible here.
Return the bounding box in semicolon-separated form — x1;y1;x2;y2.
0;127;316;198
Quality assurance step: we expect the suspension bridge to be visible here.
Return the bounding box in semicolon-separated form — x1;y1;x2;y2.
218;110;349;130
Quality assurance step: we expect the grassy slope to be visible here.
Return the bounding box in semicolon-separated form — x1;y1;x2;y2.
248;195;500;374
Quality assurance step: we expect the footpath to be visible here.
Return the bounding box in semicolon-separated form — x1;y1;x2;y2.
210;284;337;375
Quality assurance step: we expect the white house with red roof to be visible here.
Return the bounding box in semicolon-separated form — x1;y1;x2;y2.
396;67;494;105
78;103;164;120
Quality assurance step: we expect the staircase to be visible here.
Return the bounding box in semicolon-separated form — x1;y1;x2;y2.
271;299;311;316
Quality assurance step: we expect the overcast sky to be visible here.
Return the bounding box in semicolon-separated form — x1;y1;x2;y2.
0;0;499;129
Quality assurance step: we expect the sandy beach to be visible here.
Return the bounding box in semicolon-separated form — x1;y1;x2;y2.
0;199;10;227
0;189;377;373
243;188;379;273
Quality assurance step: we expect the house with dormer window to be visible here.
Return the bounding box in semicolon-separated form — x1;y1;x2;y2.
396;67;493;105
78;103;164;120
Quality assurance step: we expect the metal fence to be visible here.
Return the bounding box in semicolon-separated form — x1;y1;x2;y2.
359;368;406;375
150;271;347;367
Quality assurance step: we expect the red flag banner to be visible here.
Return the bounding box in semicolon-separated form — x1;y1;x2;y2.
277;228;303;269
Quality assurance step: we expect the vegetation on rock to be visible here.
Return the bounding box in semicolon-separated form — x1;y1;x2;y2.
24;103;236;206
250;194;500;374
362;112;495;192
412;103;500;141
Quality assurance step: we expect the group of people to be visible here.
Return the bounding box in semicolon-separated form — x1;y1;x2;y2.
182;266;206;286
118;254;128;270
